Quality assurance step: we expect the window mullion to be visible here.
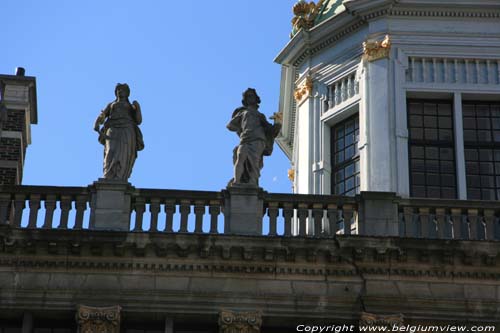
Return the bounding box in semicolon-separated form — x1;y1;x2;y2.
453;92;467;200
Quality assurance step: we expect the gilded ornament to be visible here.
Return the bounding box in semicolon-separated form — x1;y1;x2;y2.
290;0;325;37
288;168;295;182
294;76;314;103
363;35;392;62
219;310;262;333
76;305;121;333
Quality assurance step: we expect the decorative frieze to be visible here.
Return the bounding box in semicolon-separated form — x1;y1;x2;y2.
359;312;404;326
363;35;391;62
294;76;314;103
76;305;121;333
406;57;500;85
219;310;262;333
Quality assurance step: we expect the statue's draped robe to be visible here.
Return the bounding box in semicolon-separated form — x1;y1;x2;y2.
227;107;279;185
101;101;139;180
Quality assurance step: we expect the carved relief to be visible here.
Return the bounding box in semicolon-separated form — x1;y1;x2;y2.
360;312;404;327
294;76;314;103
291;0;325;37
76;305;121;333
219;310;262;333
363;35;391;62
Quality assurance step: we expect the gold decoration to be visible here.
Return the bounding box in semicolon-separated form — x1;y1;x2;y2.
219;310;262;333
291;0;325;37
76;305;121;333
294;76;314;103
288;168;295;182
363;35;391;62
359;312;404;327
269;111;283;123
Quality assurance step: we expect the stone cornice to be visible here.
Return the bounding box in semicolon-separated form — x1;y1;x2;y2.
0;227;499;279
276;1;500;68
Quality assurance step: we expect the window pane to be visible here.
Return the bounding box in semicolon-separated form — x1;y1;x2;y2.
331;114;360;196
408;99;456;199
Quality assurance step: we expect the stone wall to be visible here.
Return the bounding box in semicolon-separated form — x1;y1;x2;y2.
0;226;498;331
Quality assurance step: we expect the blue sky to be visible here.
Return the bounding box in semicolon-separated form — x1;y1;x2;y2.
2;0;297;193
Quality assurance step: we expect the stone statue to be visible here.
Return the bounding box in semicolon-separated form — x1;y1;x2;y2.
227;88;282;186
94;83;144;181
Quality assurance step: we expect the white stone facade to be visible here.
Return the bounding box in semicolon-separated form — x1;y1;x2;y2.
276;0;500;198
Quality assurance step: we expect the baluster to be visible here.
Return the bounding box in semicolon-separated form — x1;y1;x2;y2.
334;83;341;105
327;204;338;236
467;209;479;240
347;75;353;98
354;80;359;95
340;79;347;103
403;207;414;237
450;208;463;240
133;197;146;232
74;195;87;230
27;194;41;229
43;195;56;229
267;202;279;236
486;60;491;84
467;208;482;240
0;193;11;225
297;203;308;236
312;204;323;237
282;203;293;236
149;198;161;232
475;60;480;84
179;200;191;233
209;200;220;234
194;201;205;233
422;58;427;82
483;209;495;241
13;194;25;228
432;58;437;82
328;86;334;109
164;200;176;232
58;195;72;229
443;59;448;83
418;208;430;238
464;59;470;84
434;208;446;239
454;59;459;83
497;60;500;84
343;204;354;235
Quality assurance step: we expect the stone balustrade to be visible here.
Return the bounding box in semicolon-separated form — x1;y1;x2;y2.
0;185;498;240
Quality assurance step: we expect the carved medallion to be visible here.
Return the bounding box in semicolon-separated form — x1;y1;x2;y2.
359;312;404;326
219;310;262;333
76;305;121;333
363;35;391;62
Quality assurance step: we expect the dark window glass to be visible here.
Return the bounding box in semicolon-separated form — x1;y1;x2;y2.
331;115;360;196
463;102;500;200
408;99;457;198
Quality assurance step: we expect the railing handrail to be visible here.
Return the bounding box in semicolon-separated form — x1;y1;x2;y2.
0;185;90;198
396;197;500;211
133;188;223;204
263;192;357;206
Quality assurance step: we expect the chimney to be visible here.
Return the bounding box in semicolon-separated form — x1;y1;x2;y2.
0;68;38;185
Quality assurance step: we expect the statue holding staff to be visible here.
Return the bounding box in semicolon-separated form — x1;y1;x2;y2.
227;88;282;186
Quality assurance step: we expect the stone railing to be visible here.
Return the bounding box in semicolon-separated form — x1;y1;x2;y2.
263;192;357;236
397;197;500;240
130;188;223;233
0;185;90;229
0;185;498;241
327;71;359;109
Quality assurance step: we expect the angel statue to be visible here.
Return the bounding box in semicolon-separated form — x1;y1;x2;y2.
93;83;144;181
227;88;282;186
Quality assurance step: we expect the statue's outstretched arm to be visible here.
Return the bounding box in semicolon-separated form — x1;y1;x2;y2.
132;100;142;125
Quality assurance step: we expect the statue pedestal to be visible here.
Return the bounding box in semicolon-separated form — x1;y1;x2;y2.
89;179;134;231
224;185;264;236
